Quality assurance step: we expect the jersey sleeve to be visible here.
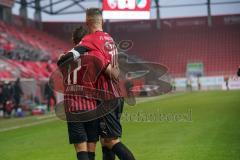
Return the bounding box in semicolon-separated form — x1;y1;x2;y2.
92;51;110;72
79;51;109;84
57;46;89;67
79;35;95;50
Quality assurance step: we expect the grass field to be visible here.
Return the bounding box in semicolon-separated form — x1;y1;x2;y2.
0;90;240;160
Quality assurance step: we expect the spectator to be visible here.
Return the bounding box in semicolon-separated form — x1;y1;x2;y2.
171;78;176;91
186;78;192;92
46;60;52;73
3;41;14;58
197;76;201;91
0;81;3;117
5;101;14;118
2;81;13;117
237;66;240;77
44;82;56;112
12;78;23;113
224;76;229;91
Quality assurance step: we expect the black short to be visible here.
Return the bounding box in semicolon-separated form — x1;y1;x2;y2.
99;98;124;138
67;119;99;144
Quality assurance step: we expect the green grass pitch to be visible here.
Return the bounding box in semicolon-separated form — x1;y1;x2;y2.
0;90;240;160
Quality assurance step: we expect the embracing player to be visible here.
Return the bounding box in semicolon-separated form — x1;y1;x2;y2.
58;8;135;160
80;8;135;160
57;26;115;160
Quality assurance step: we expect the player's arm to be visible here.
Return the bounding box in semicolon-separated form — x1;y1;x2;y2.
91;51;119;82
57;45;90;67
105;64;120;82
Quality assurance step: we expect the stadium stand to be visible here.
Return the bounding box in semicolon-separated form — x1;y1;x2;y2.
1;15;239;79
42;15;240;77
113;25;240;77
0;19;72;79
0;58;56;79
0;19;71;61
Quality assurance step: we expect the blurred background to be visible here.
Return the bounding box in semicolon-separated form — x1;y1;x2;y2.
0;0;239;117
0;1;240;159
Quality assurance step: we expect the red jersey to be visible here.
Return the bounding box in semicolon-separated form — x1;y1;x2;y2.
80;31;121;99
60;51;109;112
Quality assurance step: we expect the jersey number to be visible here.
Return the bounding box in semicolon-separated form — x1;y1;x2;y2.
67;59;82;85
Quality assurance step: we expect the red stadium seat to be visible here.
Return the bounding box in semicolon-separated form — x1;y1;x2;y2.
111;25;240;77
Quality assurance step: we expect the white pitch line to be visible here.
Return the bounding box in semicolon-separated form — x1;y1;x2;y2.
0;93;183;133
36;114;56;120
0;118;57;133
135;92;184;103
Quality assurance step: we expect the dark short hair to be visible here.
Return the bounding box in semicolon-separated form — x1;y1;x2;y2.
72;25;88;45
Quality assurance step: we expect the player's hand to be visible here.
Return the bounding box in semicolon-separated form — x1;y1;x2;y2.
112;65;120;80
105;64;119;82
57;52;75;67
58;53;65;60
57;53;67;67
